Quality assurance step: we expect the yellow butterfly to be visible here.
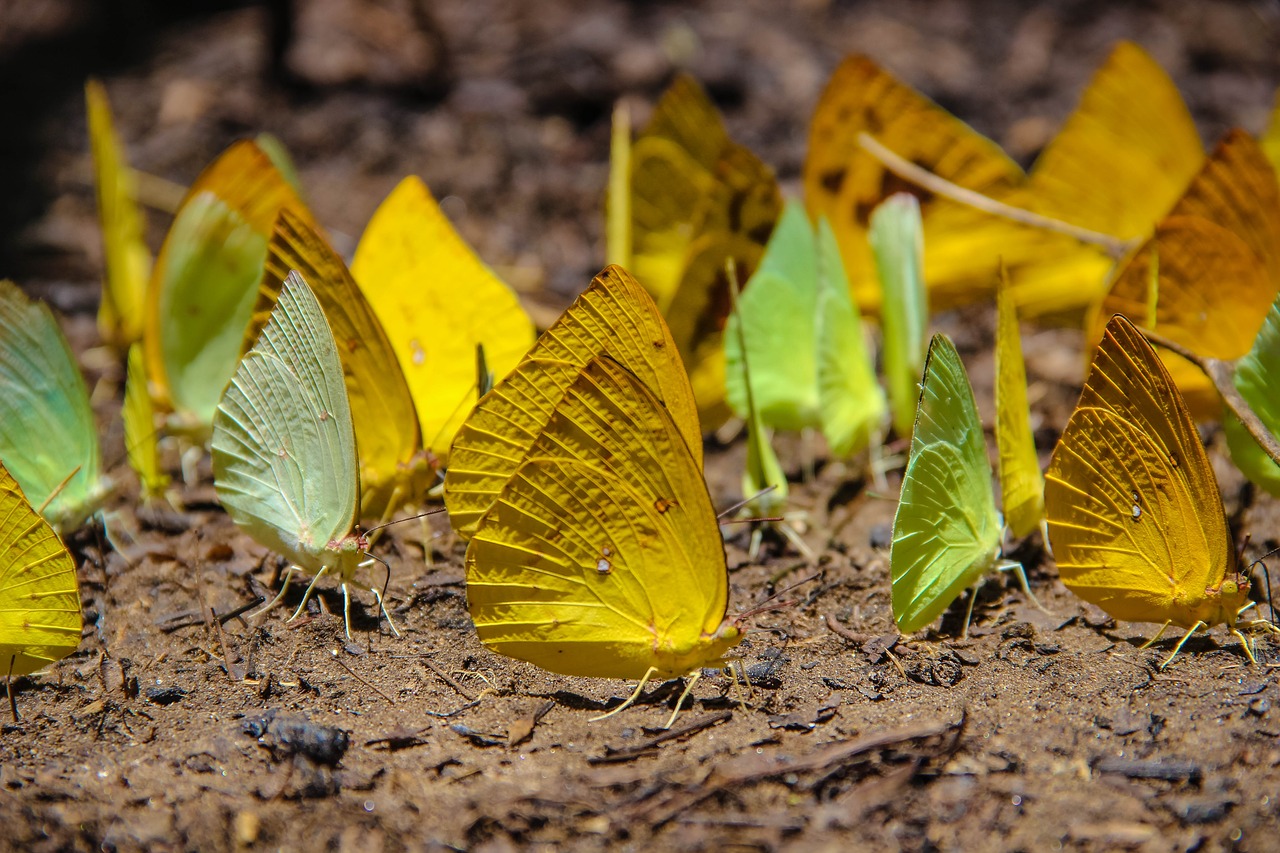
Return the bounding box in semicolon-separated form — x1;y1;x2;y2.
143;140;316;437
445;265;700;539
85;79;150;350
349;176;535;466
616;75;782;428
247;208;433;522
1045;314;1276;667
0;458;82;707
123;343;170;503
994;266;1045;540
806;42;1203;320
449;267;740;726
1088;130;1280;418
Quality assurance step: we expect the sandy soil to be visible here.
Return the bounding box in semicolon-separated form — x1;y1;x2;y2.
3;1;1280;850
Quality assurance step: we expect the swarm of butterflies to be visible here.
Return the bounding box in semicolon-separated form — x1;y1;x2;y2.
4;42;1280;725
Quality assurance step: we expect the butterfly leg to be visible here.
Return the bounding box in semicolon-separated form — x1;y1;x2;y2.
1138;621;1172;650
249;565;300;619
289;565;331;623
663;669;704;730
368;583;402;639
961;578;985;640
725;659;753;713
1229;628;1259;666
1158;621;1206;670
867;432;892;494
1000;560;1051;615
589;666;658;722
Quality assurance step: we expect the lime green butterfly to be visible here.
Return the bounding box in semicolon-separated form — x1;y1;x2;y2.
1225;291;1280;496
0;281;110;535
890;334;1037;634
872;194;929;439
212;271;392;638
724;199;886;458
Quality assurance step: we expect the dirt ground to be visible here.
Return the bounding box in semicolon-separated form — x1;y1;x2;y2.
4;1;1280;850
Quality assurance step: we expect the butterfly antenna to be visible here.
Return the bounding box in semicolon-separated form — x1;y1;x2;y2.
1246;545;1280;624
36;465;83;517
362;507;447;537
733;571;824;625
717;486;777;520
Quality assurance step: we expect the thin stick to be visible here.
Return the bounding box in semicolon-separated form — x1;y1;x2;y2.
331;650;396;704
1136;327;1280;466
857;133;1133;258
423;659;475;701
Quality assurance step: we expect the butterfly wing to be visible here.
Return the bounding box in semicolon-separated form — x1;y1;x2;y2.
870;194;929;438
123;343;169;501
995;268;1045;538
145;141;313;432
1045;315;1243;628
804;55;1025;311
1092;133;1280;416
0;461;81;678
723;200;820;432
1027;42;1203;240
445;265;701;539
213;272;358;570
891;335;1003;632
254;209;430;521
350;176;535;463
466;356;738;680
815;216;886;458
86;79;150;349
0;282;105;533
630;76;781;427
1225;292;1280;496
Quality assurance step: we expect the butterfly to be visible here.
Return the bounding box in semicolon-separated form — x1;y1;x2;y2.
1089;130;1280;419
1225;291;1280;496
869;193;929;439
724;199;886;460
445;265;701;539
212;271;392;638
123;343;170;503
1045;314;1277;666
248;208;433;522
0;281;111;535
144;139;315;438
890;334;1038;634
0;457;82;714
350;176;535;465
806;42;1203;320
448;266;740;726
85;79;150;350
614;75;782;428
994;266;1046;540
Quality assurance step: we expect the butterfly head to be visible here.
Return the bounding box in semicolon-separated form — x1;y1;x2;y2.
1183;571;1253;629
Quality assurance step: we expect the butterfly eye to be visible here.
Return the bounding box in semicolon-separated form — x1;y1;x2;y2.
595;546;613;575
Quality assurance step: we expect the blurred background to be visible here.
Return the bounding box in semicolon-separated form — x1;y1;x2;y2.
4;0;1279;317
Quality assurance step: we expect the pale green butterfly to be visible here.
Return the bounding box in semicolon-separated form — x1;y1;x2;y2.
724;199;885;458
871;194;929;439
144;140;313;440
0;280;111;535
1225;291;1280;496
890;334;1038;634
212;271;395;638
